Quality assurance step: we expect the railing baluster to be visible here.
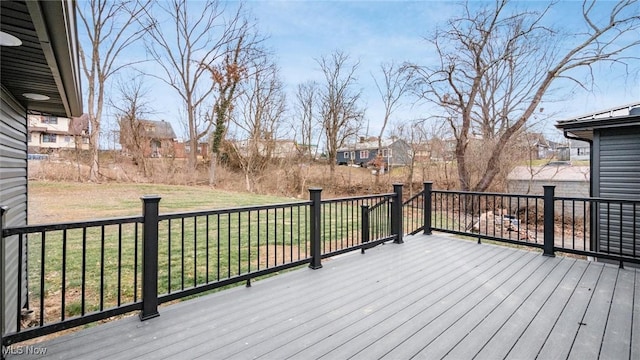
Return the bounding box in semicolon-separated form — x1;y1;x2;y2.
266;209;270;268
194;216;198;288
228;213;231;278
117;225;122;307
257;210;261;271
238;212;242;275
217;214;220;281
181;218;185;290
62;229;67;320
16;234;23;332
100;225;105;311
134;223;138;302
82;227;86;315
247;211;251;274
167;219;172;294
206;215;210;284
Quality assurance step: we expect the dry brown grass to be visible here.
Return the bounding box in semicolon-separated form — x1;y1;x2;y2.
28;152;458;200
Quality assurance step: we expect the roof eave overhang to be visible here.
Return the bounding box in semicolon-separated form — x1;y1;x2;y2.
556;114;640;142
26;0;82;117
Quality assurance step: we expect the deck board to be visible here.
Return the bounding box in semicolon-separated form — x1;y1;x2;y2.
8;233;639;360
600;268;635;360
453;258;577;359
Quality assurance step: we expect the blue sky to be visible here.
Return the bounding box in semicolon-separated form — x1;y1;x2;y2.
101;0;640;144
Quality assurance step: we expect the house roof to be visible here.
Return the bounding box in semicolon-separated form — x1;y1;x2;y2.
556;113;640;141
1;0;82;117
140;120;176;140
337;138;397;152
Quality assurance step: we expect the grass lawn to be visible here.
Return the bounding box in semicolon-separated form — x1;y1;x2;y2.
29;181;297;223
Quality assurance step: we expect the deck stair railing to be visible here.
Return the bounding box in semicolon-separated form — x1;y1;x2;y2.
1;185;402;348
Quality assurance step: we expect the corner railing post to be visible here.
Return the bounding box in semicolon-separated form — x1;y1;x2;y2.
392;183;404;244
423;182;433;235
309;188;323;269
361;204;370;254
1;206;7;358
140;196;161;321
543;186;555;257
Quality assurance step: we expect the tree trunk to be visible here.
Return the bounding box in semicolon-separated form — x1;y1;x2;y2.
208;152;217;186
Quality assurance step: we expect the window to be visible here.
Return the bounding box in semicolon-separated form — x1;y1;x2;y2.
42;116;58;125
42;134;57;143
64;135;71;143
360;150;369;159
28;133;33;143
382;149;392;157
577;148;590;156
344;151;350;159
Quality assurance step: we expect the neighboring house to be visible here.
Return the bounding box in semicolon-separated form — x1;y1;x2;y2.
567;139;590;161
337;137;412;167
1;0;82;337
556;104;640;261
119;119;177;158
27;114;89;153
173;141;209;160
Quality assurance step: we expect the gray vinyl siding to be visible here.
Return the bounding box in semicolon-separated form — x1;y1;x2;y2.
595;127;640;256
1;87;28;335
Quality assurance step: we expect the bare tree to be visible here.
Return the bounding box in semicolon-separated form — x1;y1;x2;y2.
141;0;262;180
229;59;287;192
294;81;321;159
408;0;640;191
111;75;154;177
317;51;365;179
372;61;412;183
78;0;151;182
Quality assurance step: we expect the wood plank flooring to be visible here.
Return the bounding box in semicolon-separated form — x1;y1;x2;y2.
8;233;639;360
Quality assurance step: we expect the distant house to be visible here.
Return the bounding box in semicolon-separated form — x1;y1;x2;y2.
119;119;176;158
173;141;209;160
336;137;412;167
568;139;590;161
556;103;640;261
28;114;89;153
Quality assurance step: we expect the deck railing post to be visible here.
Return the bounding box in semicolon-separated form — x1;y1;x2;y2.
543;186;555;257
423;182;433;235
361;204;370;254
309;188;323;269
140;196;161;321
1;206;7;358
392;184;404;244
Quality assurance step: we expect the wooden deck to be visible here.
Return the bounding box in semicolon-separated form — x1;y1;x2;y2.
9;233;640;359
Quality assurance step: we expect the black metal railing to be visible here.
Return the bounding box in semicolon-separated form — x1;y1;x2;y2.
1;185;402;346
0;214;144;344
417;183;640;267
